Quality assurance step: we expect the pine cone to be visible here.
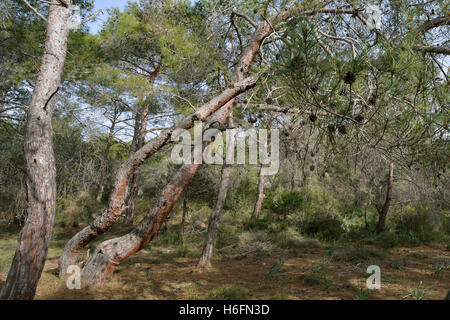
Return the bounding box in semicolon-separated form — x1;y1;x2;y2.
355;114;364;123
344;71;356;85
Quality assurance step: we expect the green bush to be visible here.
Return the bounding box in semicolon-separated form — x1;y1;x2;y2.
264;190;303;219
159;232;184;245
271;227;322;249
54;191;99;231
243;218;269;231
301;210;344;241
393;205;441;244
366;231;402;249
216;224;239;249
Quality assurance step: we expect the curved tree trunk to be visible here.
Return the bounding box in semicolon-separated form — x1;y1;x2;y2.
197;116;235;269
81;104;233;285
376;162;394;234
58;76;256;275
60;9;290;279
252;164;265;220
0;3;70;300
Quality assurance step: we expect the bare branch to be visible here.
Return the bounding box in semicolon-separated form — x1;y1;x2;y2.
81;9;102;24
232;10;257;28
412;45;450;55
418;16;450;33
21;0;47;21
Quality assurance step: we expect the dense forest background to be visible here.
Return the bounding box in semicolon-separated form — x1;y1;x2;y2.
0;0;448;300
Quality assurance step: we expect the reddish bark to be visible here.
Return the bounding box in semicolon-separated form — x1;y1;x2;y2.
81;104;233;284
0;3;71;300
60;8;295;281
78;10;294;285
58;76;256;275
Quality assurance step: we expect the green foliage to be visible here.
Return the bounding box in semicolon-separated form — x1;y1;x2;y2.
264;190;304;219
54;191;99;231
265;257;285;279
402;281;430;300
365;231;402;249
393;206;441;244
208;283;248;300
432;262;448;277
301;211;344;241
270;227;321;249
243;218;269;231
301;258;334;291
355;281;371;300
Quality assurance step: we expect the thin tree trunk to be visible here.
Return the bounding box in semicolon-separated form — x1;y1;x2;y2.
252;164;265;220
376;162;394;234
124;68;159;225
0;3;70;300
197;116;235;269
123;109;144;225
181;197;187;239
290;165;296;190
124;106;148;225
97;109;118;202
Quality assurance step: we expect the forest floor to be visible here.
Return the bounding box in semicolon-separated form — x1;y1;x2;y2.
0;226;449;300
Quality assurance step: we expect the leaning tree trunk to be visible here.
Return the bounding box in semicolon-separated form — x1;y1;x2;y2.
58;76;256;276
197;116;235;269
60;9;289;278
81;104;233;284
376;162;394;234
252;164;265;220
0;3;70;300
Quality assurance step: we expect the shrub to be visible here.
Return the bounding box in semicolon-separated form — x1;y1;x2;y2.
393;205;441;244
238;231;273;253
366;231;401;249
271;227;322;249
216;224;239;249
264;190;303;220
54;191;98;231
160;232;183;245
243;218;269;231
301;210;344;241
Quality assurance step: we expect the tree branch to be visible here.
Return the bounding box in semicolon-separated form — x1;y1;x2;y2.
22;0;47;21
412;45;450;55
